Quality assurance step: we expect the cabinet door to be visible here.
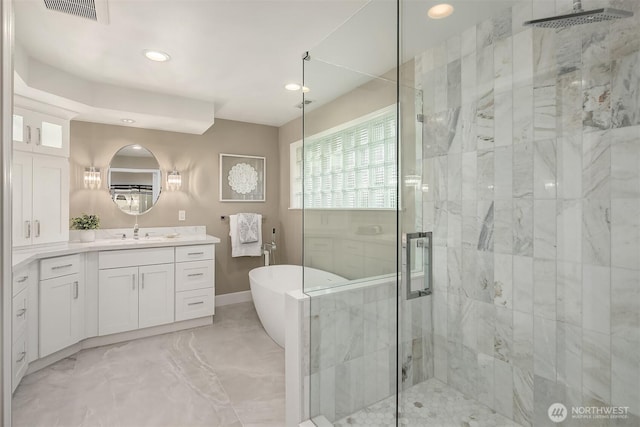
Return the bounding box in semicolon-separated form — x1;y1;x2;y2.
12;152;33;247
12;108;33;152
40;273;82;357
98;267;139;336
32;155;69;245
32;112;69;157
139;263;175;329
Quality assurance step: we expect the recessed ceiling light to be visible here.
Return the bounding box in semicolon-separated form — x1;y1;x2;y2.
132;145;142;150
428;3;454;19
143;50;171;62
121;118;136;124
302;86;310;93
285;83;301;91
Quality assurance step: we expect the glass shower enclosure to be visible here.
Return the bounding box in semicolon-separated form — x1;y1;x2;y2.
301;0;640;425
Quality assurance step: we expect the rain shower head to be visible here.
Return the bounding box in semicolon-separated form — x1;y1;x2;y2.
524;0;633;29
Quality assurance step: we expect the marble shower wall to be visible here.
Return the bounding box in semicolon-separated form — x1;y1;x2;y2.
306;278;433;422
416;0;640;425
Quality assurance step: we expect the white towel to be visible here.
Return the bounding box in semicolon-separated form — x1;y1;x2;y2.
238;213;259;243
230;214;262;257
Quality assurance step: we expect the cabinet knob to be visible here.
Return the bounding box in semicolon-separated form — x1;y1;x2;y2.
26;125;31;144
16;351;26;363
16;308;26;318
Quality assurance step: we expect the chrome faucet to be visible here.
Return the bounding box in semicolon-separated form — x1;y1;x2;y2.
270;228;276;251
133;223;139;240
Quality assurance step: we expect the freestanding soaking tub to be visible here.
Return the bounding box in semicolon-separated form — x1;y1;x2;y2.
249;264;344;347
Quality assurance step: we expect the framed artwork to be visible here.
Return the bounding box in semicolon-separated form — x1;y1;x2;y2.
219;153;266;202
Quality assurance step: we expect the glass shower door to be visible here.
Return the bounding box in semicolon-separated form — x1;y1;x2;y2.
302;55;399;425
301;1;401;425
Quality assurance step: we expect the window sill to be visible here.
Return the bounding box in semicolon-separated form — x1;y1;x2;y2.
289;207;396;212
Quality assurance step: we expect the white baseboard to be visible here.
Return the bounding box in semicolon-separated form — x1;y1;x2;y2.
215;290;252;307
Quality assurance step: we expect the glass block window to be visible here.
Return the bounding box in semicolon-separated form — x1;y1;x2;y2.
290;105;397;209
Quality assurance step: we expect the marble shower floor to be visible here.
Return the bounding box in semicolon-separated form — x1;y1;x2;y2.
12;302;285;427
334;378;521;427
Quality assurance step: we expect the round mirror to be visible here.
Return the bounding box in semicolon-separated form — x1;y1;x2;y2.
108;145;162;215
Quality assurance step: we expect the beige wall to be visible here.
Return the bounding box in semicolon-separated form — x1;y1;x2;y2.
277;119;303;265
70;119;279;295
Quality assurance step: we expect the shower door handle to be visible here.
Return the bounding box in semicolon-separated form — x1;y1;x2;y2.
403;231;432;300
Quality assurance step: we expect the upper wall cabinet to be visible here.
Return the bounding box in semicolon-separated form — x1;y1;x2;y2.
13;152;69;247
13;107;70;157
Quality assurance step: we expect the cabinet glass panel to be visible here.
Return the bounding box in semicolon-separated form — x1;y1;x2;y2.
41;121;63;148
13;114;23;142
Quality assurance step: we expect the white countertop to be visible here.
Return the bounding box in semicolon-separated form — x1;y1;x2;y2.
13;232;220;270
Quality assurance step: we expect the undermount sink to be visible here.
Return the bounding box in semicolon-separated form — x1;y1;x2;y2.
96;236;169;245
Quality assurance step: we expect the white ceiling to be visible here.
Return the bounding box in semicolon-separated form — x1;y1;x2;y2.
14;0;369;132
14;0;527;133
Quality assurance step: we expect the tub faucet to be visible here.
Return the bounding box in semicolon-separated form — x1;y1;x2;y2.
133;223;139;240
270;228;276;251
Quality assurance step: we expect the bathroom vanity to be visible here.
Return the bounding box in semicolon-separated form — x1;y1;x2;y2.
11;229;220;392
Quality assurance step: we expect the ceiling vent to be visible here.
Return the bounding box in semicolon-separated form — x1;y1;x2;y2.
43;0;109;24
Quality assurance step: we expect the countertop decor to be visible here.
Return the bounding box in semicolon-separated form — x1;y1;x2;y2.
70;213;100;243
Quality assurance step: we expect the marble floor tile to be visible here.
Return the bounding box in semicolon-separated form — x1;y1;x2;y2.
12;302;284;427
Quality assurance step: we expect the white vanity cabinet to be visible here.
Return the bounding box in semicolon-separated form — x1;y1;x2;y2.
98;248;175;336
13;106;70;157
14;238;216;390
39;254;84;358
11;262;38;392
175;245;215;321
13;151;70;247
12;100;72;248
12;266;31;392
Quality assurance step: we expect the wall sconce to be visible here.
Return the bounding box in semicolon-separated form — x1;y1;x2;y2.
84;167;101;189
167;170;182;191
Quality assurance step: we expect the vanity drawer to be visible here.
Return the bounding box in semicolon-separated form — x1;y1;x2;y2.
12;266;31;296
99;247;174;269
12;288;28;341
175;245;214;263
12;331;28;393
175;289;214;321
40;254;80;280
176;260;214;292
